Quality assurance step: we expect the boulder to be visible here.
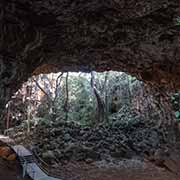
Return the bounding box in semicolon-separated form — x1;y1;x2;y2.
42;150;56;163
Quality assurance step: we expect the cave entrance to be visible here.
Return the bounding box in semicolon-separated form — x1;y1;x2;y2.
1;1;180;178
3;71;180;180
4;71;175;131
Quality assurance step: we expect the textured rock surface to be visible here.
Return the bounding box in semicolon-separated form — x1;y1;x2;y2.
1;1;180;118
8;118;177;164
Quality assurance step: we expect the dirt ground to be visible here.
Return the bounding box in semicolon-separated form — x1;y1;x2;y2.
1;135;180;180
0;149;180;180
0;157;31;180
45;159;180;180
0;158;179;180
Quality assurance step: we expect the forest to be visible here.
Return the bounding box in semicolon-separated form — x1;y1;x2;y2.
5;71;179;129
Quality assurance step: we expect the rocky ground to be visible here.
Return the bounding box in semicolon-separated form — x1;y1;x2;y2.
7;116;180;166
5;106;180;180
34;120;174;165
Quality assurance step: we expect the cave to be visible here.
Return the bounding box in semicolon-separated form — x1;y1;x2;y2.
2;71;180;180
1;1;180;178
1;0;180;119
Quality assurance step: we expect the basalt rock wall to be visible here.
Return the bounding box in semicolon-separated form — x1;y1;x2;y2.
1;0;180;121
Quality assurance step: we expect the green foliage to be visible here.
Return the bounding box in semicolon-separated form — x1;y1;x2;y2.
128;75;137;83
175;17;180;26
171;96;176;101
175;111;180;119
36;72;141;126
68;75;95;125
31;71;162;127
171;92;180;119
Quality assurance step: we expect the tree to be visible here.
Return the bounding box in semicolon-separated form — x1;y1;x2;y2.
104;72;109;123
64;72;69;121
90;72;105;125
32;73;64;116
67;74;94;125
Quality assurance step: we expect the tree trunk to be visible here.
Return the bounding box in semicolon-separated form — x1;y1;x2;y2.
91;72;105;125
104;72;109;123
33;76;53;113
27;79;33;134
127;76;132;106
6;101;11;130
64;72;69;121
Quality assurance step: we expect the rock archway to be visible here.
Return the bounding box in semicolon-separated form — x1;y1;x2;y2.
1;0;180;121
